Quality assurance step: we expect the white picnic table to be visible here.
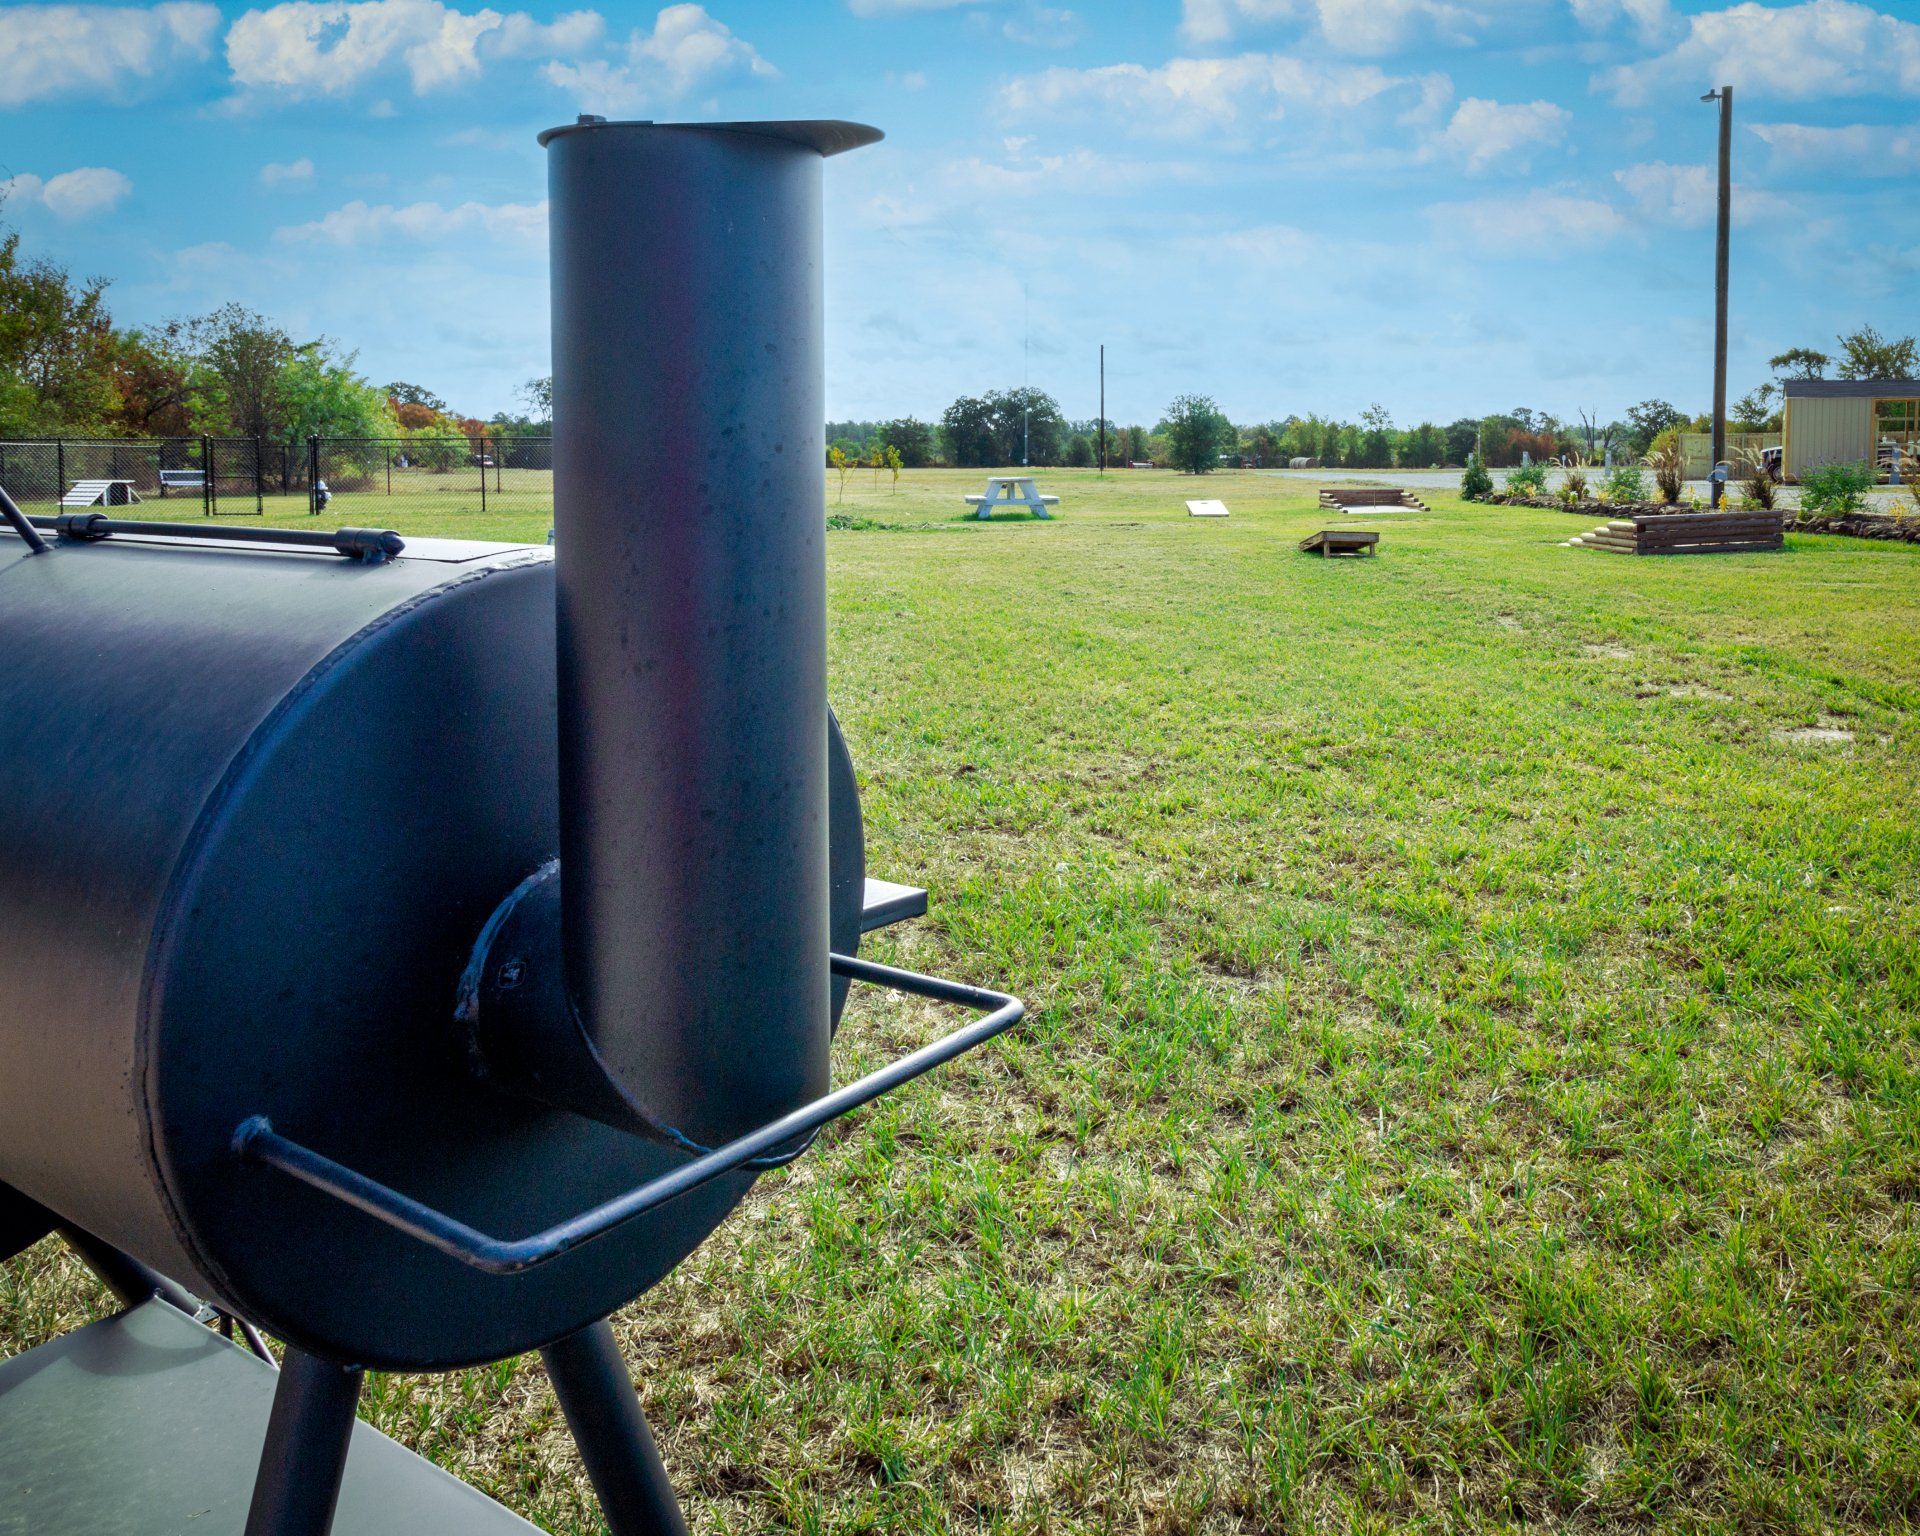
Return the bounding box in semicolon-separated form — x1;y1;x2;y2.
963;476;1057;520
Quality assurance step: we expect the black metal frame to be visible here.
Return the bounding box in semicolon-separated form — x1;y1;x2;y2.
236;953;1022;1274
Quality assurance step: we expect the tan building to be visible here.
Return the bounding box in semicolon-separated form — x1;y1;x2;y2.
1783;378;1920;481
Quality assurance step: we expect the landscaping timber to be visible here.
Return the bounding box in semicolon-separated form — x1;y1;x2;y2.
1319;486;1431;513
1570;509;1784;555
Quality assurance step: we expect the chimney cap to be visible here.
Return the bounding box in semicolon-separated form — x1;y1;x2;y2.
538;118;882;155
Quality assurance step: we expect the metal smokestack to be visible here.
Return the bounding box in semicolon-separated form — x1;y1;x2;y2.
540;119;880;1148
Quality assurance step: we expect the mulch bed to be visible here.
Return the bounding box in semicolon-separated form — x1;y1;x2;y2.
1472;493;1920;546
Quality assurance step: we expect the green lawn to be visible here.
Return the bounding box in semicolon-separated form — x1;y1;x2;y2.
6;468;1919;1532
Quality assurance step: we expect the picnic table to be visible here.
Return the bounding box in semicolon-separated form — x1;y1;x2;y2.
963;476;1057;520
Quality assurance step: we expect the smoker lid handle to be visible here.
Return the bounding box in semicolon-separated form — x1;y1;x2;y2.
232;953;1021;1276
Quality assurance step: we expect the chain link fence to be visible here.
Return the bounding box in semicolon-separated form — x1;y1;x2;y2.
312;436;552;523
0;437;272;516
0;435;555;526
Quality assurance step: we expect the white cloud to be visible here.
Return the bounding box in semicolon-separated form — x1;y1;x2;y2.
1612;159;1795;224
489;10;604;56
544;5;773;110
1598;0;1920;105
225;0;603;100
1751;120;1920;174
275;197;547;245
1179;0;1529;54
1004;6;1082;46
1428;191;1628;249
1567;0;1676;42
1435;97;1569;169
261;157;316;185
0;167;134;218
1006;53;1444;138
0;3;218;107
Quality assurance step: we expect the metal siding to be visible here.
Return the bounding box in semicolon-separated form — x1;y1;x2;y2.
1786;396;1872;478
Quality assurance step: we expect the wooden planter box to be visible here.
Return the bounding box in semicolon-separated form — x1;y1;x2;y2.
1571;510;1784;556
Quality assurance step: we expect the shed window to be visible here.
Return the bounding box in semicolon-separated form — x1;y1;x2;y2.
1876;397;1920;472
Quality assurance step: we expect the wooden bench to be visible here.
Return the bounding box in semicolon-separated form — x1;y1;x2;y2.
1318;486;1430;513
1570;510;1784;555
61;479;141;509
1299;528;1379;557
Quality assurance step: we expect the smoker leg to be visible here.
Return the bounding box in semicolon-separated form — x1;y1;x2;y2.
541;1320;690;1536
56;1223;203;1316
243;1347;363;1536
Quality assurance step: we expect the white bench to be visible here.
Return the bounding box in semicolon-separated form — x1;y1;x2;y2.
962;476;1058;520
61;479;141;509
158;469;205;495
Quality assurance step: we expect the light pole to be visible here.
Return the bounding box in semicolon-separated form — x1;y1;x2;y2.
1703;84;1732;508
1098;344;1106;475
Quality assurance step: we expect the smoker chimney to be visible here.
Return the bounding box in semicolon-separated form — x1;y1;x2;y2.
538;120;880;1149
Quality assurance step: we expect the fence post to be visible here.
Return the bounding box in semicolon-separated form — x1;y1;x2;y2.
309;436;321;515
203;435;215;516
56;440;65;505
479;436;487;514
254;435;265;516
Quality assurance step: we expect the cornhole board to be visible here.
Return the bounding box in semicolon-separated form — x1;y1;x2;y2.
1299;529;1379;558
0;1299;539;1534
1186;499;1229;517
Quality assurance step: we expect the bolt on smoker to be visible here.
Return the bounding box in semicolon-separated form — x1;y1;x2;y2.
0;119;1022;1536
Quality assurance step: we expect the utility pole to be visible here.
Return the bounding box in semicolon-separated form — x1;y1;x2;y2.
1704;84;1732;507
1098;345;1106;475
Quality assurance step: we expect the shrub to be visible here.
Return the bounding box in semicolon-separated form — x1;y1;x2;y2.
1559;456;1591;503
1602;464;1646;504
1507;461;1548;498
1461;455;1493;500
1643;438;1684;503
1799;460;1875;519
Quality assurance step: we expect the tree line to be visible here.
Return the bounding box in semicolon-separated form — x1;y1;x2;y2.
831;395;1711;475
0;211;548;453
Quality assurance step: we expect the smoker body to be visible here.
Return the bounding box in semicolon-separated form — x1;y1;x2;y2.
0;118;1029;1536
0;531;868;1371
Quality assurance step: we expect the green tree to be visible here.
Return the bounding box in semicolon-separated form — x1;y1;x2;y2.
1358;403;1393;468
878;416;934;467
1443;418;1480;465
0;221;118;436
109;325;201;437
1835;324;1918;381
939;395;996;467
518;376;553;426
1159;394;1234;475
1624;399;1683;456
983;386;1065;466
1401;422;1444;467
1768;346;1828;380
385;381;448;414
188;304;295;440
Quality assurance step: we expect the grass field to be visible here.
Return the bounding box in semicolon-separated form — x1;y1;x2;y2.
5;468;1919;1532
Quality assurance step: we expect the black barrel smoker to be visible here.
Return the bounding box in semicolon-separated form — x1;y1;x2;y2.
0;120;1021;1535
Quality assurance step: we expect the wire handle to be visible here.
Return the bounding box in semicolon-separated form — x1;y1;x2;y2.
234;953;1022;1275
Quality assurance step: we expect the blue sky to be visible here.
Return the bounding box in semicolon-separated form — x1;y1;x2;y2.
2;0;1915;427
